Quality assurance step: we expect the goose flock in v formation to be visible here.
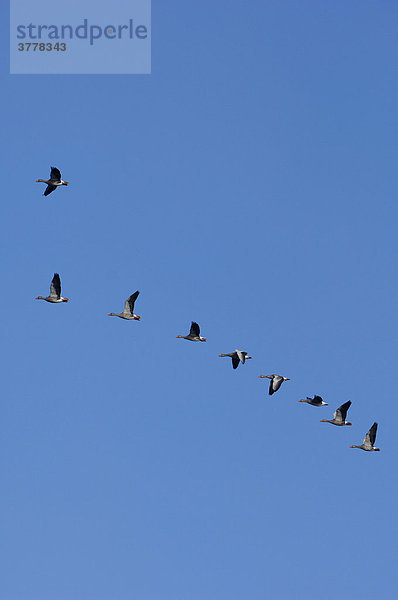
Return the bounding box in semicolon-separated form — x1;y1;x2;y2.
35;167;381;453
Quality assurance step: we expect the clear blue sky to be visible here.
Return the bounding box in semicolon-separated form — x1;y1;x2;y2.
2;2;398;599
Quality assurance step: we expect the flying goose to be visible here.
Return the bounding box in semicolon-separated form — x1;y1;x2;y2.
35;273;69;303
176;321;206;341
350;423;380;451
298;395;327;407
218;350;253;369
320;401;352;426
108;291;141;320
36;166;69;196
258;374;290;395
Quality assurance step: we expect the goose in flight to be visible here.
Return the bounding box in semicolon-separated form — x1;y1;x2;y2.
219;350;253;369
176;321;206;341
108;291;141;320
35;273;69;303
320;401;352;426
36;166;69;196
258;374;290;395
298;395;327;407
350;423;380;451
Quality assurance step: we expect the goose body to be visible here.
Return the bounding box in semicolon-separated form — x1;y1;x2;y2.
320;401;352;426
176;321;206;341
258;374;290;395
219;350;253;369
108;291;141;320
35;273;69;303
298;395;327;407
350;422;380;451
36;166;69;196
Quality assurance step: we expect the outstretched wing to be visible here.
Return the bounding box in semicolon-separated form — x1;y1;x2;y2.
127;291;139;314
231;354;240;369
50;166;62;182
190;322;200;337
271;375;283;394
236;350;247;364
367;422;378;447
44;184;57;196
50;273;61;298
334;401;351;423
123;291;139;315
268;377;276;395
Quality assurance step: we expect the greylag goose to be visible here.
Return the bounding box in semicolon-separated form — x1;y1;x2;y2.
320;401;352;426
298;395;327;407
176;321;206;341
258;374;290;395
36;166;69;196
35;273;69;303
218;350;253;369
108;291;141;320
350;423;380;451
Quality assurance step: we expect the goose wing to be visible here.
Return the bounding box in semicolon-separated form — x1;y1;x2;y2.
334;401;351;423
50;166;62;182
363;422;378;449
189;321;200;337
235;350;247;364
124;291;139;315
231;353;240;369
50;273;61;298
44;184;57;196
270;375;283;394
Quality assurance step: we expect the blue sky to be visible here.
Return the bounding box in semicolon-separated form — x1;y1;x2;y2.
2;1;398;598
